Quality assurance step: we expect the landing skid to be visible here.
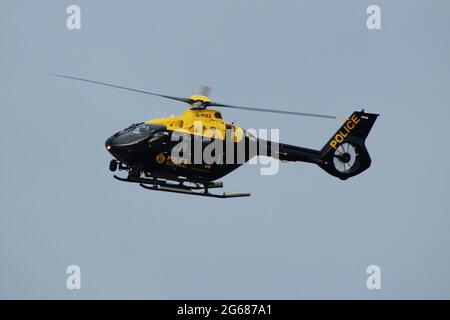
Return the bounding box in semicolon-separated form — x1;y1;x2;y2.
113;174;250;198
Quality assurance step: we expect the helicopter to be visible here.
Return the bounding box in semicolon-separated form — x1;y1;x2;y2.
53;74;379;198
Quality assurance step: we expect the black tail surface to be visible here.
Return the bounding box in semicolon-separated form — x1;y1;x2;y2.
319;110;379;180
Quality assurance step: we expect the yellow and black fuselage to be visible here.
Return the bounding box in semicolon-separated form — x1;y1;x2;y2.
105;107;257;181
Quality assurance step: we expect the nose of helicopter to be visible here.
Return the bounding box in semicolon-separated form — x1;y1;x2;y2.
105;123;165;163
105;136;120;158
105;136;116;153
105;135;140;163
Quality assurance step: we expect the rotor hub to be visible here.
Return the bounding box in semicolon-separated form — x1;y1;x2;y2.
189;95;210;103
189;94;211;109
340;152;351;163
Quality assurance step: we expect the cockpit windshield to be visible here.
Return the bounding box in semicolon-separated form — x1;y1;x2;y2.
130;124;154;136
112;123;162;146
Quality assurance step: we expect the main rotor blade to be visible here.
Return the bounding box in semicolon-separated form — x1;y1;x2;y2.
51;74;192;105
207;102;337;119
52;74;338;119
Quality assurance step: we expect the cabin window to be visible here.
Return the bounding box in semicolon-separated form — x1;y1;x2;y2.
214;112;222;119
171;120;183;127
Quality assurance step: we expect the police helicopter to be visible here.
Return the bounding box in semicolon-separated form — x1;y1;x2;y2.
53;74;379;198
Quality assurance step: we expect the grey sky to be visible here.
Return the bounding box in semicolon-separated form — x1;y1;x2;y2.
1;0;449;299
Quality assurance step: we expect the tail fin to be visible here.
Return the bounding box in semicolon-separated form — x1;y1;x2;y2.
318;110;379;180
